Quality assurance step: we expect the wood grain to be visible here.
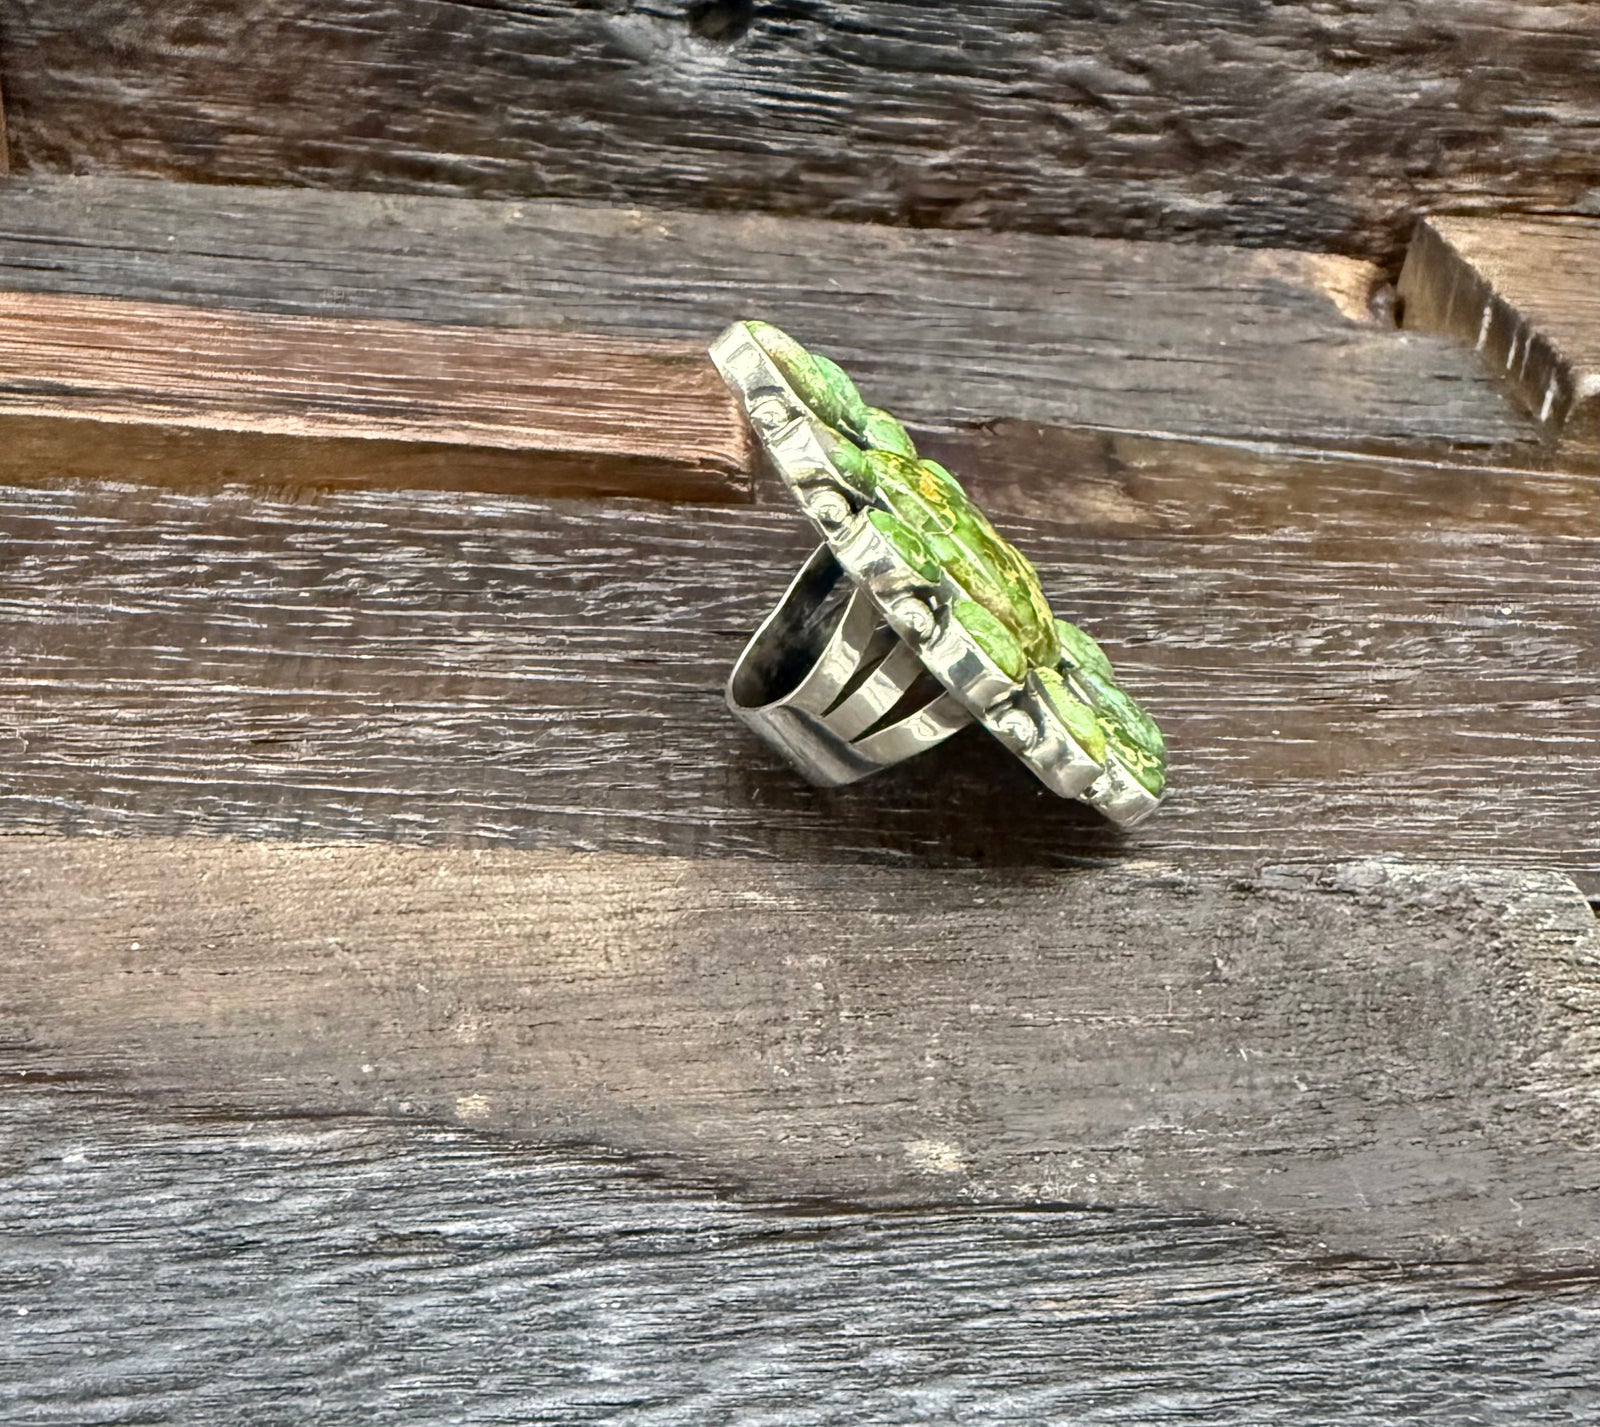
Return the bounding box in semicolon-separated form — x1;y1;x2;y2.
0;2;1593;263
2;838;1597;1264
0;175;1548;460
0;290;751;501
0;476;1593;890
1399;215;1600;444
2;1084;1596;1425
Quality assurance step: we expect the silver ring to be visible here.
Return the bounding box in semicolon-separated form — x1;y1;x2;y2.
712;321;1168;829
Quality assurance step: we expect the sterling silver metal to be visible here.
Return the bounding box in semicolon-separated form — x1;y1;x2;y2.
727;542;972;786
711;322;1162;827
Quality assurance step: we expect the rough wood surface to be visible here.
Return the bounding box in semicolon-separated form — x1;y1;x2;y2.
2;838;1597;1265
0;176;1549;459
0;290;750;501
1399;215;1600;444
1;475;1593;890
0;2;1594;264
2;1085;1596;1425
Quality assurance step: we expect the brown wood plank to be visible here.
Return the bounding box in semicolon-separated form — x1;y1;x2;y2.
0;474;1594;891
3;838;1596;1263
0;176;1548;460
0;290;752;502
0;2;1593;264
918;422;1598;536
5;1087;1595;1424
1399;215;1600;444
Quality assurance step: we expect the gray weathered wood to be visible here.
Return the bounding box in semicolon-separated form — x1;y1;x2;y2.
0;175;1549;458
1;1083;1596;1425
1399;215;1600;444
0;2;1593;264
0;289;751;501
3;837;1597;1263
1;476;1593;890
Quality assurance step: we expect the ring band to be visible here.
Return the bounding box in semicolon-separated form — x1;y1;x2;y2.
711;320;1168;828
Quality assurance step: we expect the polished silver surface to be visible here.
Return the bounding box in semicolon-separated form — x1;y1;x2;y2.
712;322;1163;827
726;544;971;787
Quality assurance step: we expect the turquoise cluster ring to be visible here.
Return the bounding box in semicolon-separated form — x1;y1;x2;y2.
710;321;1168;829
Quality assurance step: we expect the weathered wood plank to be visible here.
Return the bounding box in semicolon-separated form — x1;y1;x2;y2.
0;176;1547;458
2;839;1597;1264
1399;215;1600;444
914;422;1599;536
1;1085;1596;1424
1;477;1594;890
0;290;750;501
0;2;1593;264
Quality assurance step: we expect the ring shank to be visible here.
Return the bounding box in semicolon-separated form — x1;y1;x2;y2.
727;544;972;786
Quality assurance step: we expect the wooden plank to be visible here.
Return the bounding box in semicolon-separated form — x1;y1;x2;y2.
1;476;1594;891
2;1085;1596;1424
1399;216;1600;444
2;838;1596;1263
0;290;752;502
0;2;1593;264
0;176;1549;460
915;421;1599;536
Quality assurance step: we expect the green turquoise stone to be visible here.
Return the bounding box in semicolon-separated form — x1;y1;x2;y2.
828;437;876;496
993;543;1057;664
811;353;871;432
745;321;850;430
866;451;1057;665
1032;667;1107;763
951;599;1026;682
913;458;960;493
743;320;811;373
743;321;871;433
1077;670;1166;763
867;509;940;582
1075;668;1167;794
1055;619;1115;680
860;407;916;458
1102;721;1166;795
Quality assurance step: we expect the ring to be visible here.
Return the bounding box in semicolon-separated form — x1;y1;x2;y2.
710;321;1168;828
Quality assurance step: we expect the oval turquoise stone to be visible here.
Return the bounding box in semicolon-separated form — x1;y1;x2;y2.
810;353;871;432
1055;619;1115;681
828;437;876;497
1100;722;1166;795
951;599;1026;682
1032;667;1107;763
860;407;916;458
743;320;810;373
867;509;940;582
1077;669;1167;766
744;321;859;431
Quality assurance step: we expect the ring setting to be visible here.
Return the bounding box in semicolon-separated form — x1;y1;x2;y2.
711;320;1168;829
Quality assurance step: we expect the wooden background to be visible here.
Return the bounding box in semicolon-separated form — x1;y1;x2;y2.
0;2;1596;1420
0;1;1595;263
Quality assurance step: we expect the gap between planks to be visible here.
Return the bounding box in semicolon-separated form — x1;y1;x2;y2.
0;175;1556;466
